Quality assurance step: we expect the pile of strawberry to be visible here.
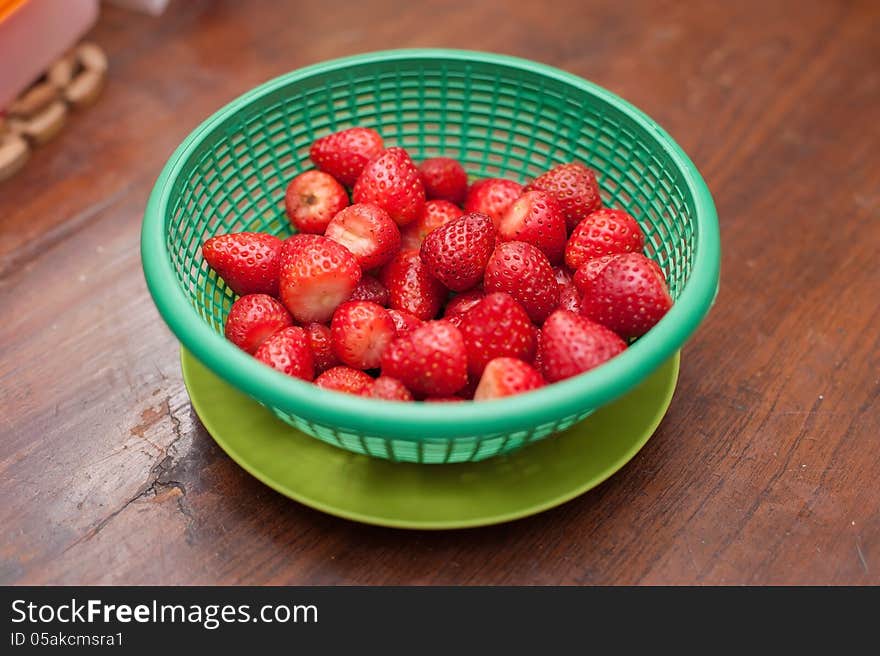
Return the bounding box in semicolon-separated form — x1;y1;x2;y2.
202;127;672;402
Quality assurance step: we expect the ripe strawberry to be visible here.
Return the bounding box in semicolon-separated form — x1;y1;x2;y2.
368;376;414;401
254;326;315;381
498;190;567;264
315;366;374;395
557;283;582;314
349;274;389;306
572;255;616;296
525;162;602;231
310;126;383;187
474;357;545;400
305;322;339;374
483;241;559;323
419;212;495;292
330;301;396;370
353;147;425;226
564;208;645;271
579;253;673;338
419;157;468;205
278;234;361;323
539;310;627;382
464;178;523;227
444;289;484;319
284;170;349;234
324;203;400;270
224;294;293;354
458;292;536;378
387;308;423;335
380;320;467;396
400;200;463;250
202;232;282;296
380;250;446;320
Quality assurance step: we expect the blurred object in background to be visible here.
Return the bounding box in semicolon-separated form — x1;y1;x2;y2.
0;0;99;109
106;0;169;15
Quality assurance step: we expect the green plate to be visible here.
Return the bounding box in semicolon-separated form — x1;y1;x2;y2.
181;349;680;529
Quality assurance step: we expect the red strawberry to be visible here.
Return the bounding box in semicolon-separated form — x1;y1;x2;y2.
419;157;468;205
254;326;315;380
330;301;397;370
400;200;463;250
525;162;602;231
444;289;484;319
315;366;374;395
474;357;545;400
305;322;339;374
324;203;401;270
353;147;425;226
387;308;423;335
579;253;673;338
202;232;282;297
224;294;293;354
557;283;582;314
279;234;362;323
498;190;567;264
564;208;645;270
464;178;523;227
419;212;496;292
369;376;414;401
540;310;627;382
380;320;467;396
380;250;446;320
349;274;389;306
483;241;559;323
310;127;383;187
572;255;616;296
284;170;349;234
553;266;573;289
458;292;536;378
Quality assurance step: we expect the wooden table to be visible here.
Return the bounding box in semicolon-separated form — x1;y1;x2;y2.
1;0;877;585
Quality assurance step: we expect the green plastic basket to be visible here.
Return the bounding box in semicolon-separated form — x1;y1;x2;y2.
142;49;720;464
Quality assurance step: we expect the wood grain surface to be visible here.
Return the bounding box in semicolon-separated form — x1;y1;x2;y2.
1;0;878;585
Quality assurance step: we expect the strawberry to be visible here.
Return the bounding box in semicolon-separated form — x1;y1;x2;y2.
284;170;349;234
579;253;673;338
572;255;616;296
474;357;545;400
458;292;536;378
254;326;315;380
444;289;484;319
564;208;645;270
419;212;496;292
353;147;425;226
310;126;383;187
464;178;523;227
400;200;463;250
305;322;339;374
315;366;374;395
483;241;559;323
324;203;400;270
349;274;389;306
419;157;468;205
278;234;362;323
553;266;573;289
368;376;414;401
424;396;465;403
498;190;567;264
224;294;293;354
380;250;446;320
525;162;602;231
380;320;467;396
330;301;397;370
557;283;582;314
202;232;282;297
387;308;423;335
539;310;627;382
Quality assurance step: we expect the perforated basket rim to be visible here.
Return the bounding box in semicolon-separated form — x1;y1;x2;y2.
141;48;720;441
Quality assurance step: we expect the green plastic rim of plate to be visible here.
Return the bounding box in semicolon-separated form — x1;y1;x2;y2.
181;348;680;529
142;49;719;463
